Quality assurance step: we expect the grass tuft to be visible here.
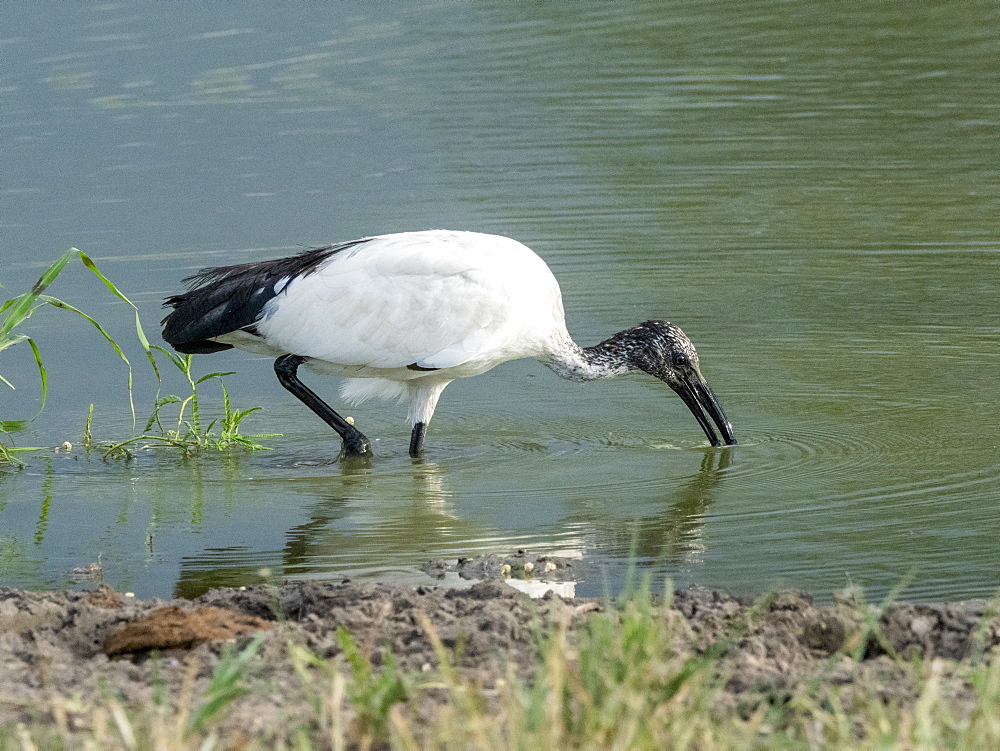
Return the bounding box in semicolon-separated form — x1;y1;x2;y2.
338;627;410;744
103;346;279;459
188;633;267;735
1;249;154;464
1;249;152;421
3;250;275;465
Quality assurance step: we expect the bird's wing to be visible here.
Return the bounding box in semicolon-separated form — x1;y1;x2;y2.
255;236;521;370
161;242;363;354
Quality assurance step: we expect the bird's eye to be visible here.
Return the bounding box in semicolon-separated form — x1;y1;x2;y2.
673;353;689;368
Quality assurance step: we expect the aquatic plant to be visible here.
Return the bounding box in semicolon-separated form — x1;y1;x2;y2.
102;346;279;459
0;248;152;465
1;249;273;465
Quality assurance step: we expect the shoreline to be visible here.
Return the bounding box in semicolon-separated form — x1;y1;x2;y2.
3;559;999;746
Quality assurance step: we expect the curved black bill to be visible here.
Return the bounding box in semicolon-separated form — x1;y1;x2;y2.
672;377;737;447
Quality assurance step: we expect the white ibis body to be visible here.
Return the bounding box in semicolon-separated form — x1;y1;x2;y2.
162;230;736;457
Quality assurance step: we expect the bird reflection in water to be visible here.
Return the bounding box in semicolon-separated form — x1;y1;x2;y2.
634;449;734;568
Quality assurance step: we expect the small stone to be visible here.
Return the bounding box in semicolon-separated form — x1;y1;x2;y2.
910;615;935;637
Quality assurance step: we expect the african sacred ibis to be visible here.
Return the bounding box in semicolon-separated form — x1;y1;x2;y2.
162;230;736;457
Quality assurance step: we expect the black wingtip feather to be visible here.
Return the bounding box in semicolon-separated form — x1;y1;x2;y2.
171;340;235;354
160;239;370;353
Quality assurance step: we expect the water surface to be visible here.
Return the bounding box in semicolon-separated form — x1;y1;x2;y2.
2;2;999;602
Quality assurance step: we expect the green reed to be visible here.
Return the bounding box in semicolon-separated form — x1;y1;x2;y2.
1;248;152;465
2;248;273;465
102;346;279;459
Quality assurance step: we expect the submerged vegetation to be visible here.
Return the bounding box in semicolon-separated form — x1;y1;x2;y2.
1;249;274;466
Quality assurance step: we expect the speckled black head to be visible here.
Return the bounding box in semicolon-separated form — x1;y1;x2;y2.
621;321;699;383
625;320;736;447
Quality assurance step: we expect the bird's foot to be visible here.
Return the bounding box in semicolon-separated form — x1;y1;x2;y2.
340;431;372;459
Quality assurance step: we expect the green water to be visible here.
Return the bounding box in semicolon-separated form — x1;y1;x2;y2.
2;2;999;601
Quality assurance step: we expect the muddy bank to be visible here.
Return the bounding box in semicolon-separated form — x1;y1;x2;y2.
1;566;999;737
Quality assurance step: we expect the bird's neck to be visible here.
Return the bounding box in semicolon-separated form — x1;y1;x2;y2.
543;332;636;382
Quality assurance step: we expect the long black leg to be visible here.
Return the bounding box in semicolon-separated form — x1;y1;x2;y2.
274;354;371;457
408;422;427;457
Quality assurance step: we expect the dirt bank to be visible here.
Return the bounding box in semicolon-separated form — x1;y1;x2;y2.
1;562;998;740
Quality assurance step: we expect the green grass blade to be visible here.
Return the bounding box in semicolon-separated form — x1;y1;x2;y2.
35;297;130;364
26;338;47;410
0;443;25;467
0;249;77;343
151;344;187;371
83;403;94;447
3;249;158;428
37;295;140;425
188;633;266;734
195;371;236;384
0;331;31;356
102;434;200;459
77;249;160;379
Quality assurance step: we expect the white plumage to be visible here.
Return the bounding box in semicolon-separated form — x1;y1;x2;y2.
227;231;564;371
163;230;736;457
